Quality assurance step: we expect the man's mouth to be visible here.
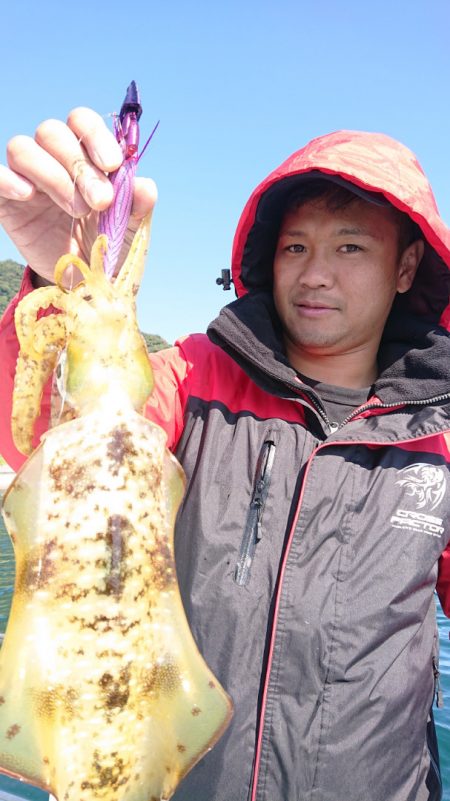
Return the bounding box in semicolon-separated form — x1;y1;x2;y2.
294;300;338;315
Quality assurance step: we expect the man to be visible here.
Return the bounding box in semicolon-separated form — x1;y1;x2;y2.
1;113;450;801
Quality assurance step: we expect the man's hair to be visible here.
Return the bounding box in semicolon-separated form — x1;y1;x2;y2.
283;179;422;256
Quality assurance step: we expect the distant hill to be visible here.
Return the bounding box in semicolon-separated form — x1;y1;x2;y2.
0;260;23;319
0;259;170;352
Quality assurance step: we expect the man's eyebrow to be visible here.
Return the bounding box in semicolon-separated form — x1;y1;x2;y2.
336;226;381;239
280;226;382;239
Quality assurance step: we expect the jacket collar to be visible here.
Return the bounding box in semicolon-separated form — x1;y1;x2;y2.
208;291;450;408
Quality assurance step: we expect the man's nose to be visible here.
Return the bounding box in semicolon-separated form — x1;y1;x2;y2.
298;255;333;288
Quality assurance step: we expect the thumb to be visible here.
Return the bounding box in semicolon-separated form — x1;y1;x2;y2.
129;177;158;230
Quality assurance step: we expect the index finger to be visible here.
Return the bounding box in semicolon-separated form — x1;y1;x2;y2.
66;107;123;173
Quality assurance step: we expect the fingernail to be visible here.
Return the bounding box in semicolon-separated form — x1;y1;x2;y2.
10;181;33;200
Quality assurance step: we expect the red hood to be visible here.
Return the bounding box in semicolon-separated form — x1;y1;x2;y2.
231;130;450;328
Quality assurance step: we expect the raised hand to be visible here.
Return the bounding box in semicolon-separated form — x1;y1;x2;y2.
0;107;157;284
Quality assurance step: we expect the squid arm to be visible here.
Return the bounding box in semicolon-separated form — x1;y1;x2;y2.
12;286;70;456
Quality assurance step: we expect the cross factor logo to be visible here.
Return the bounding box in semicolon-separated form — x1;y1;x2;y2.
395;463;446;513
391;463;447;539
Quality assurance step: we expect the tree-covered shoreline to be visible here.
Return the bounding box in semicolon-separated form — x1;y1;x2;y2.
0;260;170;352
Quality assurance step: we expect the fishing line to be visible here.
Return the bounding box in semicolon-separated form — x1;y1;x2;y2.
67;110;116;290
52;111;116;426
52;133;86;427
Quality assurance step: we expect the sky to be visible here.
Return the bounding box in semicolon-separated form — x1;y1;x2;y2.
1;0;449;344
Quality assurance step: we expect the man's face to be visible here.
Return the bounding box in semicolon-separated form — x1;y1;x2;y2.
273;198;420;372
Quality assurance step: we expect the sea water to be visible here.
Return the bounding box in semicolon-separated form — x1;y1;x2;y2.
0;515;449;799
437;605;450;798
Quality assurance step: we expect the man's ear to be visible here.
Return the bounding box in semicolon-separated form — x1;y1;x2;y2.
397;240;425;294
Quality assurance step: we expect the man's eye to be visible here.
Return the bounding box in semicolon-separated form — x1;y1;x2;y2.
287;244;306;253
341;244;362;253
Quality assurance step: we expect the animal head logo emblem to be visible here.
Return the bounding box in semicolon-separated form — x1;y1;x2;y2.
396;463;446;512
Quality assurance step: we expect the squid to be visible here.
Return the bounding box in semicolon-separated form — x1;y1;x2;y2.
0;148;232;798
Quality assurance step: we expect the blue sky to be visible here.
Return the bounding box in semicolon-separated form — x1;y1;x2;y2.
1;0;449;344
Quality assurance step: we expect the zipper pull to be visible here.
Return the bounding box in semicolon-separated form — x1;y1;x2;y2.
255;510;263;542
433;657;444;709
253;480;264;509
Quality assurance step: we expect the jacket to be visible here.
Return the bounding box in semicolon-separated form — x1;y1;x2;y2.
2;130;450;801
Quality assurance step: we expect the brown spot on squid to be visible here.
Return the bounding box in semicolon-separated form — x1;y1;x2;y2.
6;724;20;739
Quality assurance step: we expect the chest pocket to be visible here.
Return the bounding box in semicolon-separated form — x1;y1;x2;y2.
234;436;277;587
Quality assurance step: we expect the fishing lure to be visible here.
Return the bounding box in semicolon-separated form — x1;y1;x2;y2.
0;86;232;801
98;81;159;279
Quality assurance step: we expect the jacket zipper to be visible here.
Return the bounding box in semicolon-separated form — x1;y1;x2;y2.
250;397;450;800
433;656;444;709
300;389;450;436
339;392;450;429
295;387;336;432
235;440;276;586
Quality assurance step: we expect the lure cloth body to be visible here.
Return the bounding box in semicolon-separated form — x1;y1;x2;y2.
0;218;232;801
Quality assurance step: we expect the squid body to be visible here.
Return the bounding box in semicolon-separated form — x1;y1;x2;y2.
0;218;232;801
